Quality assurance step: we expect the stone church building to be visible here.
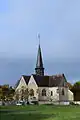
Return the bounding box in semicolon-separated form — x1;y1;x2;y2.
15;43;73;103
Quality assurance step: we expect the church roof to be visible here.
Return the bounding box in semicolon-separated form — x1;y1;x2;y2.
15;80;20;89
22;75;31;84
15;75;30;88
33;75;49;87
32;74;66;87
15;74;67;88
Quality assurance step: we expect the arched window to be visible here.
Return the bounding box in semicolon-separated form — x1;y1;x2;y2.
36;89;39;94
29;89;34;96
51;91;53;96
62;89;64;95
57;88;59;93
42;89;46;96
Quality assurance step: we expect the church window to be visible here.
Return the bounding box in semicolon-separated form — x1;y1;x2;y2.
29;89;34;96
57;89;59;93
51;91;53;96
36;89;39;93
62;89;64;95
42;89;46;96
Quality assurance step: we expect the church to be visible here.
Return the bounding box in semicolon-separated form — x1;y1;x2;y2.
15;41;74;103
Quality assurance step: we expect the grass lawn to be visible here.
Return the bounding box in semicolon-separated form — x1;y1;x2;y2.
0;105;80;120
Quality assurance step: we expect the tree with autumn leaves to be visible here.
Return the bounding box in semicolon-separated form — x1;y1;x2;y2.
0;85;15;101
15;86;35;102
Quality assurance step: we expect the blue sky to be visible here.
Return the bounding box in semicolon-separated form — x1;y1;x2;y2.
0;0;80;85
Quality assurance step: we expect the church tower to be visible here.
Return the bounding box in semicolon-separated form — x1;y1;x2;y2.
35;35;44;76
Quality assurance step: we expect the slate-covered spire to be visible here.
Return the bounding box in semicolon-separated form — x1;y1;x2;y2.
36;44;43;68
35;34;44;76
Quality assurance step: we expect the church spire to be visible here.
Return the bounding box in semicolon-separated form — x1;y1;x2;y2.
35;34;44;76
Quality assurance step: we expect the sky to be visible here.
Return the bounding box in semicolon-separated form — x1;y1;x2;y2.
0;0;80;85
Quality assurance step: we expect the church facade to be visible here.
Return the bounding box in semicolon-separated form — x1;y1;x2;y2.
15;43;73;103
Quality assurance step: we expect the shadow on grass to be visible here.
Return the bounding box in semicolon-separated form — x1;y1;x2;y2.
0;110;16;114
0;112;55;120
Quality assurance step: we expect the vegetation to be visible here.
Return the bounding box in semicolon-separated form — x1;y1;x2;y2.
0;105;80;120
15;87;30;102
71;81;80;91
66;81;80;90
67;82;73;89
0;81;80;102
73;81;80;88
71;81;80;101
0;85;15;101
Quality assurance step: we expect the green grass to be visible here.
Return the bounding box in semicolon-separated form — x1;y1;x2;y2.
0;105;80;120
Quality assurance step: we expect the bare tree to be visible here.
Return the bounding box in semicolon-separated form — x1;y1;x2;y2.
24;88;29;102
15;90;19;101
29;89;34;96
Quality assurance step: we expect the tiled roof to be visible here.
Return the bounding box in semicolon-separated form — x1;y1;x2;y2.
16;74;67;88
14;80;20;88
22;75;30;84
33;75;49;87
15;75;30;88
32;74;66;87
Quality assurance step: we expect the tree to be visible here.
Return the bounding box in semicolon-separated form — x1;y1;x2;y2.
24;88;29;102
18;86;29;102
71;81;80;92
29;89;34;96
0;86;3;100
15;90;20;101
66;82;73;90
73;81;80;89
71;81;80;101
0;85;15;101
7;86;15;100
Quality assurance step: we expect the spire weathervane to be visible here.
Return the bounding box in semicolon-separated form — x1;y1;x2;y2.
38;33;40;45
